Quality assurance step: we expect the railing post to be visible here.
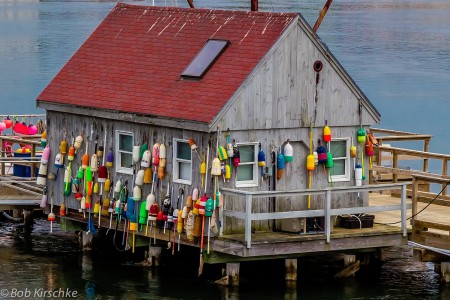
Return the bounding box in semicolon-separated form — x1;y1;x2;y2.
245;194;252;249
392;152;398;183
0;137;4;176
401;184;407;237
219;192;224;236
443;159;448;195
31;143;36;178
325;189;331;243
423;138;430;172
411;176;418;226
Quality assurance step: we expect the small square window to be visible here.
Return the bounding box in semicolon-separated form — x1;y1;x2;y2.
115;130;134;175
173;139;192;185
329;138;350;182
236;142;258;187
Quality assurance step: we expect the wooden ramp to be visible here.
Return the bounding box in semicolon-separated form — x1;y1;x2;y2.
0;194;41;210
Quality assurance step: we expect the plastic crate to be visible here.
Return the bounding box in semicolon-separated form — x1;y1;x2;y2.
339;214;375;229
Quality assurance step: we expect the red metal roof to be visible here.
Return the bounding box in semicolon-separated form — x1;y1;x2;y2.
37;3;297;124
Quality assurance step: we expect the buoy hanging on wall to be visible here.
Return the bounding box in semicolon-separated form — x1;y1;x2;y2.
276;151;285;180
323;121;331;143
135;170;145;186
141;150;151;168
74;135;83;151
36;163;47;186
40;131;47;147
284;140;293;162
132;145;140;164
355;164;362;186
106;147;114;168
41;146;51;165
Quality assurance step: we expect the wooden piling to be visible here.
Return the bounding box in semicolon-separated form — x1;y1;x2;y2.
79;231;93;252
147;246;162;267
441;262;450;283
23;210;33;228
285;258;297;282
227;263;240;286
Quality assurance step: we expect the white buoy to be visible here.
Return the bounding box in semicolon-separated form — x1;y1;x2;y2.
135;170;145;186
141;150;151;168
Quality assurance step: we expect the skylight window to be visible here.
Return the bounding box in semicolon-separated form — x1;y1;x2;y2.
181;39;230;79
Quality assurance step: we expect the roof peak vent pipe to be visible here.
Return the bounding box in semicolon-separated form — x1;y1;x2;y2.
251;0;258;11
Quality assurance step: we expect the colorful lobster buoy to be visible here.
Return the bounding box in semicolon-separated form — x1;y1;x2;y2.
40;187;47;208
63;168;72;197
68;145;75;162
41;146;51;165
40;131;47;147
323;121;331;142
2;117;12;129
97;165;107;183
132;145;140;164
135;170;145;186
232;144;240;167
355;164;363;186
36;163;47;186
144;168;152;184
139;200;148;231
211;158;222;176
152;143;160;166
317;140;327;164
74;134;83;151
205;197;214;254
106;147;114;168
59;139;68;154
218;145;228;161
159;143;167;168
284;140;293;162
258;144;266;181
141;150;151;168
276;151;285;180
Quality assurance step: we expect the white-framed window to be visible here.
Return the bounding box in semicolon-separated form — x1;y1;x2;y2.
115;130;134;175
328;138;350;182
235;142;258;187
173;139;192;185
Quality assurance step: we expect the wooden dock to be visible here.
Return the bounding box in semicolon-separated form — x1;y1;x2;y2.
3;126;450;284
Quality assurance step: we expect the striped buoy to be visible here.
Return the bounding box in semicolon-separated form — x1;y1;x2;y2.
152;143;160;166
283;140;293;162
218;146;228;161
106;148;114;168
355;164;362;186
68;146;75;162
36;163;47;186
40;131;47;148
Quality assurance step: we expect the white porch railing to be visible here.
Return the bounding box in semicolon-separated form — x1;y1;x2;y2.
221;183;410;249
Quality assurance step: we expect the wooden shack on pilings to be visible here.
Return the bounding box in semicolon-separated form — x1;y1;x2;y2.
37;3;382;262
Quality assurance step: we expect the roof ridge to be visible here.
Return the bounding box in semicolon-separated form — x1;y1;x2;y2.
116;2;298;18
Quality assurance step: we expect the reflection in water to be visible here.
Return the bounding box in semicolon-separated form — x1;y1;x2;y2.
0;216;449;299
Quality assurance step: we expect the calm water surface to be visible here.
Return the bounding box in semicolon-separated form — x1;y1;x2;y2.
1;0;450;299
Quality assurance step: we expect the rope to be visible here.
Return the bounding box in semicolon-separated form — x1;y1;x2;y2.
2;211;22;222
375;180;450;225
